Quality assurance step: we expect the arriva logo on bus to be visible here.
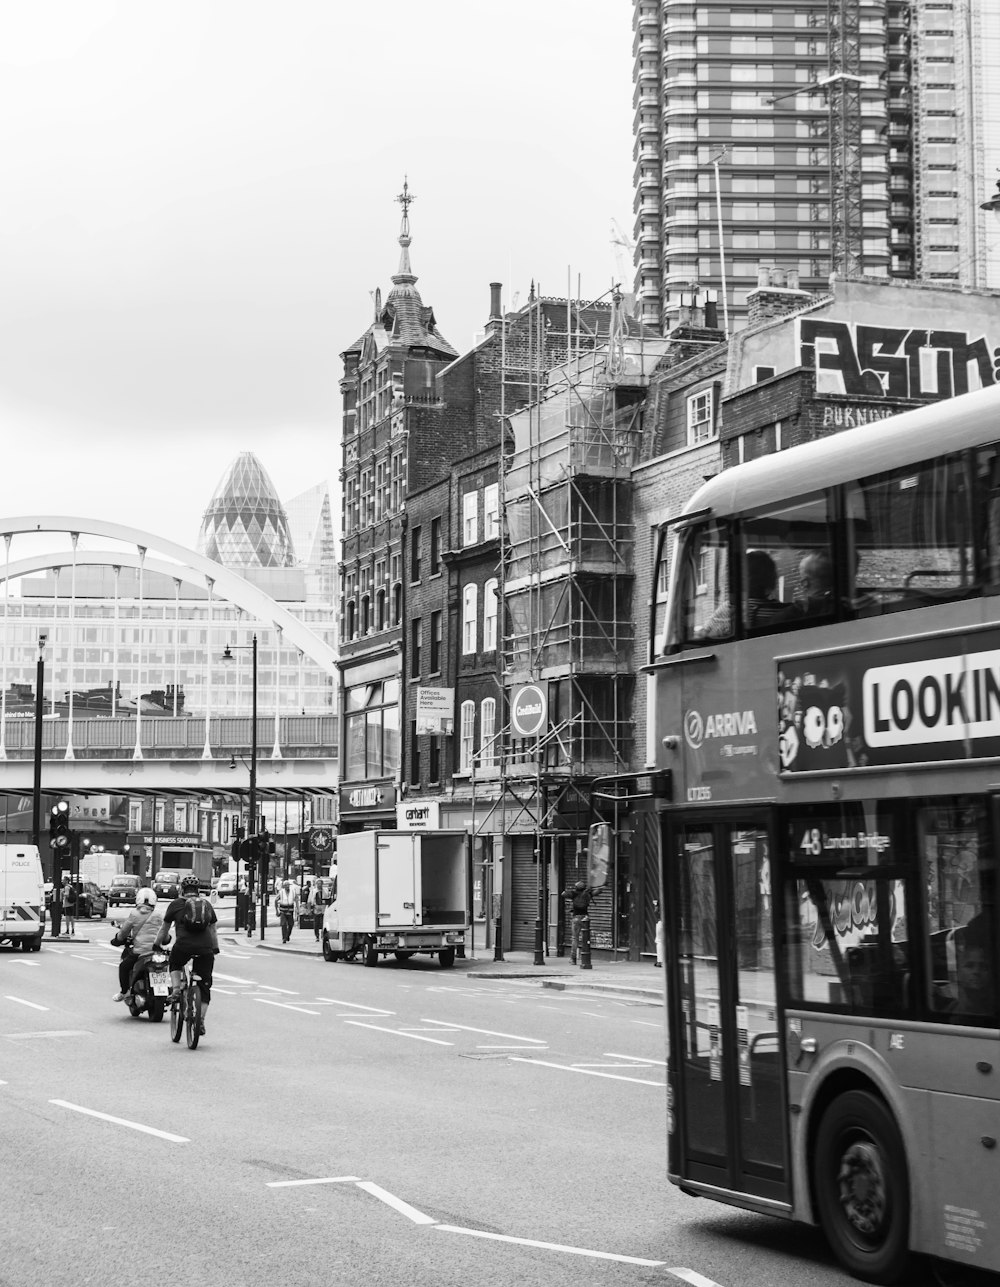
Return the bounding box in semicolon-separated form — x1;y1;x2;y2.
684;708;757;751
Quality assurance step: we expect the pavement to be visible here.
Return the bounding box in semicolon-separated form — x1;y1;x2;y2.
241;928;665;1002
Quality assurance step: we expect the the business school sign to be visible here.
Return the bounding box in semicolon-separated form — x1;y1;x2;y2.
778;630;1000;772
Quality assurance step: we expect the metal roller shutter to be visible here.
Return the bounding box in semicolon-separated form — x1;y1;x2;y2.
511;836;542;951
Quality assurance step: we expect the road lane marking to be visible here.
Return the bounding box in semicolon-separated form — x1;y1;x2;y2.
667;1271;726;1287
421;1019;545;1043
5;1030;90;1040
631;1020;660;1027
50;1099;188;1143
254;999;320;1016
4;996;48;1011
344;1021;452;1045
510;1057;665;1087
256;983;298;995
316;997;394;1014
267;1176;361;1187
477;1044;548;1050
355;1181;436;1224
604;1051;667;1065
433;1225;665;1266
214;972;258;985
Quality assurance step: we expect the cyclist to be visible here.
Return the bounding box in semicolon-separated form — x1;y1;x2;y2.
153;874;219;1035
111;888;164;1003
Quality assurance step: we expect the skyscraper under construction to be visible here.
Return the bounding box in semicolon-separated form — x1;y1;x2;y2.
632;0;1000;334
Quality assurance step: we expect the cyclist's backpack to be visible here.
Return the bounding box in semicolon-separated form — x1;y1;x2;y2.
180;895;211;929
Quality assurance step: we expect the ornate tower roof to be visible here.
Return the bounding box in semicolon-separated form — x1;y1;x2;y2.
198;452;296;568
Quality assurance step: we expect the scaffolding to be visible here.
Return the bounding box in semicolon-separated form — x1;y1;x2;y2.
480;284;670;956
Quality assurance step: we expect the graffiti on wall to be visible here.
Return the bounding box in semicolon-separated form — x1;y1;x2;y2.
799;319;1000;400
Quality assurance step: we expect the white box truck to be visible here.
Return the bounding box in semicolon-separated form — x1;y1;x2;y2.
0;844;45;951
321;830;469;968
79;850;125;891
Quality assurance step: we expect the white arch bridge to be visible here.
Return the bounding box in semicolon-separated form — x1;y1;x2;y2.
0;517;339;800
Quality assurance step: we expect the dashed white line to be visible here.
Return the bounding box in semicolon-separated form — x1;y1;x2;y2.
50;1099;189;1143
433;1225;666;1266
344;1021;452;1046
254;998;320;1016
666;1270;726;1287
510;1056;665;1087
604;1051;667;1066
316;997;394;1015
256;983;298;995
421;1019;546;1043
356;1181;437;1224
4;996;48;1011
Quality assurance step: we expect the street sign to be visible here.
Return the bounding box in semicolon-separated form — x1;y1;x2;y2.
510;683;547;739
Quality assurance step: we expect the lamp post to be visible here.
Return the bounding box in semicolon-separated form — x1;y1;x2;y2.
222;635;260;938
980;180;1000;286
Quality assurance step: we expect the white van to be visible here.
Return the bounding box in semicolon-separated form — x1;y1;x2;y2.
0;845;45;952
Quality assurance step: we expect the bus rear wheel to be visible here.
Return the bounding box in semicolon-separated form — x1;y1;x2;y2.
814;1090;910;1285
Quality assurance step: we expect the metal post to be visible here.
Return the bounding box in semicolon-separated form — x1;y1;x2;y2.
250;634;264;940
31;635;45;848
579;913;592;970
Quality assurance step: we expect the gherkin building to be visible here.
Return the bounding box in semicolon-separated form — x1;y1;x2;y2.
198;452;296;568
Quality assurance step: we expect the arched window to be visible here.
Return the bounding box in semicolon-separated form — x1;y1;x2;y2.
376;589;386;631
459;700;475;773
392;583;402;626
480;697;497;767
483;578;499;652
462;583;478;654
360;596;370;634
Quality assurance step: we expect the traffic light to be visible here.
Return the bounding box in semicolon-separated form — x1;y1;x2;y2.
49;801;71;864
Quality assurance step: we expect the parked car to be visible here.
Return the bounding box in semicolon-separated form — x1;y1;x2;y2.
72;880;108;919
215;873;238;898
108;874;140;907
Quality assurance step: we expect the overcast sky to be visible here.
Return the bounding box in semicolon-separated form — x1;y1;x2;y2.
0;1;634;570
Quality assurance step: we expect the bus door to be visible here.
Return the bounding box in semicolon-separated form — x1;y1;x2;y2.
668;814;789;1206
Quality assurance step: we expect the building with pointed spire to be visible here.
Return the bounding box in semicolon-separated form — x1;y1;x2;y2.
336;180;459;830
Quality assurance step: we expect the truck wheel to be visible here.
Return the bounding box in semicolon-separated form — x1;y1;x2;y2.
363;937;379;967
20;938;31;952
31;935;42;952
814;1090;910;1284
439;948;456;969
322;933;341;963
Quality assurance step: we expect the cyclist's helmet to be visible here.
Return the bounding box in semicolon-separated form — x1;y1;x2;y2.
136;888;157;908
180;875;200;893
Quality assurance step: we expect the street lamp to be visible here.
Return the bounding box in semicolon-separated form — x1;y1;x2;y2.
980;179;1000;222
221;635;260;938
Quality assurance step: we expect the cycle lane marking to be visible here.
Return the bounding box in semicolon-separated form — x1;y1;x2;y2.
343;1020;452;1045
50;1099;189;1143
315;997;394;1014
421;1018;546;1043
509;1056;665;1087
254;998;321;1016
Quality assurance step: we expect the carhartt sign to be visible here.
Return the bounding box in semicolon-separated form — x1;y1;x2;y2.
511;683;547;738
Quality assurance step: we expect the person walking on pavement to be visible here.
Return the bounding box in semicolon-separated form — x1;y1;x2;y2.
308;879;325;942
560;880;599;964
61;878;77;937
277;878;299;943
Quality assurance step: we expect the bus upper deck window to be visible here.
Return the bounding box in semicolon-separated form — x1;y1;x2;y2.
676;521;730;645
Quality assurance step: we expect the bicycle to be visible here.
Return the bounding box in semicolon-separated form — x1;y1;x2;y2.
169;958;204;1050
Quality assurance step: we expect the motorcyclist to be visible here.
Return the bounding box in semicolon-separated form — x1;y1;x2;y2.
111;888;164;1003
153;874;219;1036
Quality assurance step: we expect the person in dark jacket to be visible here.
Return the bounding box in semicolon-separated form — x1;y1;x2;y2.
560;880;599;964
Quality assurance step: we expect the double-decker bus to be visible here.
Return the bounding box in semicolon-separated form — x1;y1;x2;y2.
648;382;1000;1283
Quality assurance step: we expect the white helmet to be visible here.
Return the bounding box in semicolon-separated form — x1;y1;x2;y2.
136;888;157;908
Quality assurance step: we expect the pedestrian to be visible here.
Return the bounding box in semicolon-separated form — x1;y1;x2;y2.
277;877;299;943
308;879;325;941
559;879;599;964
61;877;77;937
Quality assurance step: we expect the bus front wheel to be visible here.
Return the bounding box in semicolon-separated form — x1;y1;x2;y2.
814;1090;910;1285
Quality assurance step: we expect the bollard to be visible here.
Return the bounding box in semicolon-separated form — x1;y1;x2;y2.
579;914;592;970
493;913;504;961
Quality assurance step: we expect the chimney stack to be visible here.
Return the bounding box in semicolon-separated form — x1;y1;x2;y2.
486;282;503;336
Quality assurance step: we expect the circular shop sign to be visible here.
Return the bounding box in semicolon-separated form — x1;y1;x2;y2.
511;683;548;738
310;827;334;852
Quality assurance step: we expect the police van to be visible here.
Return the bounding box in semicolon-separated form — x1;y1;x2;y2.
0;845;45;951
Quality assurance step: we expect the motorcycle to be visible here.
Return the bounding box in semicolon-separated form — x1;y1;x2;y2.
126;946;171;1022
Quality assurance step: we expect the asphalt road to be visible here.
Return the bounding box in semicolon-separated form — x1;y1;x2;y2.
0;908;991;1287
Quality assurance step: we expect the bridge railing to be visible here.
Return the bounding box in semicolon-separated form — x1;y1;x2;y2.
0;715;339;760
